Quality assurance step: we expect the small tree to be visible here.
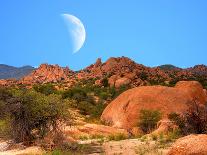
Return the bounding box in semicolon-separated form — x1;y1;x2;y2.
168;100;207;135
185;101;207;134
0;89;71;143
139;109;162;133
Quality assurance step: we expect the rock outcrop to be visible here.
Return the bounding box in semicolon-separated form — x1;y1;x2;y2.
167;134;207;155
76;57;207;88
101;81;207;129
1;57;207;89
21;64;74;84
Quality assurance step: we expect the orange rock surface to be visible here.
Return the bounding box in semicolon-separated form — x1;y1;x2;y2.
21;64;73;84
101;81;207;129
167;134;207;155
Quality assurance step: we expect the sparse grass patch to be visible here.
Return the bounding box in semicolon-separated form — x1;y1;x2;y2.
43;143;99;155
134;141;164;155
140;135;148;142
90;134;105;139
165;129;181;142
78;135;89;140
151;134;158;141
138;109;162;133
108;133;128;141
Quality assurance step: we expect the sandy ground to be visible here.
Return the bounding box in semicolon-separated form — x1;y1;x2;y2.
103;139;170;155
0;138;171;155
0;146;43;155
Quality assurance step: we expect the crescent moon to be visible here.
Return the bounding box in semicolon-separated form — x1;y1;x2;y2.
62;14;86;53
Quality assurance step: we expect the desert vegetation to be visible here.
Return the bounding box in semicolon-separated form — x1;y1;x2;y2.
168;99;207;135
0;87;71;143
0;78;207;154
138;109;162;133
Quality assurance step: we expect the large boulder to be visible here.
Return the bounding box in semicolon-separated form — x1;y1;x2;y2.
101;81;207;129
167;134;207;155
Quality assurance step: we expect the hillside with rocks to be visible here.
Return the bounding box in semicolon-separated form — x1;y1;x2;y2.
0;58;207;155
0;57;207;90
21;64;74;84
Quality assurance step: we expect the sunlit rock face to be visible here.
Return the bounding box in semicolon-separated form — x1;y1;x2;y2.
101;81;207;129
21;64;74;84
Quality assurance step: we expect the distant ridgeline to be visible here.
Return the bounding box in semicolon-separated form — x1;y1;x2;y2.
0;57;206;89
0;64;35;79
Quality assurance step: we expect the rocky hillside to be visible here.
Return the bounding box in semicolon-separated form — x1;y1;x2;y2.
0;57;207;89
0;64;35;79
77;57;207;88
21;64;74;84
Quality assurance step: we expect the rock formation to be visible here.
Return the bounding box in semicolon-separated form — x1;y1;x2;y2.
0;57;207;89
167;134;207;155
20;64;74;84
101;81;207;129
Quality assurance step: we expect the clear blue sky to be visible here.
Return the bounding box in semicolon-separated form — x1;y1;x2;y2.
0;0;207;70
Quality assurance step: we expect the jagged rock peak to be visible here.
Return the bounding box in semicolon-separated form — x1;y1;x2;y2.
94;58;102;67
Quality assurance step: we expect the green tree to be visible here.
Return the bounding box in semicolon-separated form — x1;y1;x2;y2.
0;88;71;143
138;109;162;133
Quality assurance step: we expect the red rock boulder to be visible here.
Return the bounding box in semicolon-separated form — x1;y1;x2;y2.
167;134;207;155
101;81;207;129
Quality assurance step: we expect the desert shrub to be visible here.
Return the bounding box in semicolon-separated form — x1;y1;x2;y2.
165;129;181;142
0;89;71;143
62;88;87;102
108;133;127;141
0;119;11;139
33;84;57;95
76;101;94;115
185;101;207;134
139;109;162;133
168;100;207;135
90;102;106;118
168;112;186;134
90;134;105;139
99;92;109;100
101;77;109;87
78;135;89;140
62;85;106;120
151;134;158;141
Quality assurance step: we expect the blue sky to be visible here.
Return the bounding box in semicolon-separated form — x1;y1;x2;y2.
0;0;207;70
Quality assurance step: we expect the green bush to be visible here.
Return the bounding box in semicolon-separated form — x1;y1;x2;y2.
166;129;181;142
138;109;162;133
33;84;57;95
101;77;109;87
0;88;71;143
62;88;87;102
108;133;127;141
99;92;109;100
